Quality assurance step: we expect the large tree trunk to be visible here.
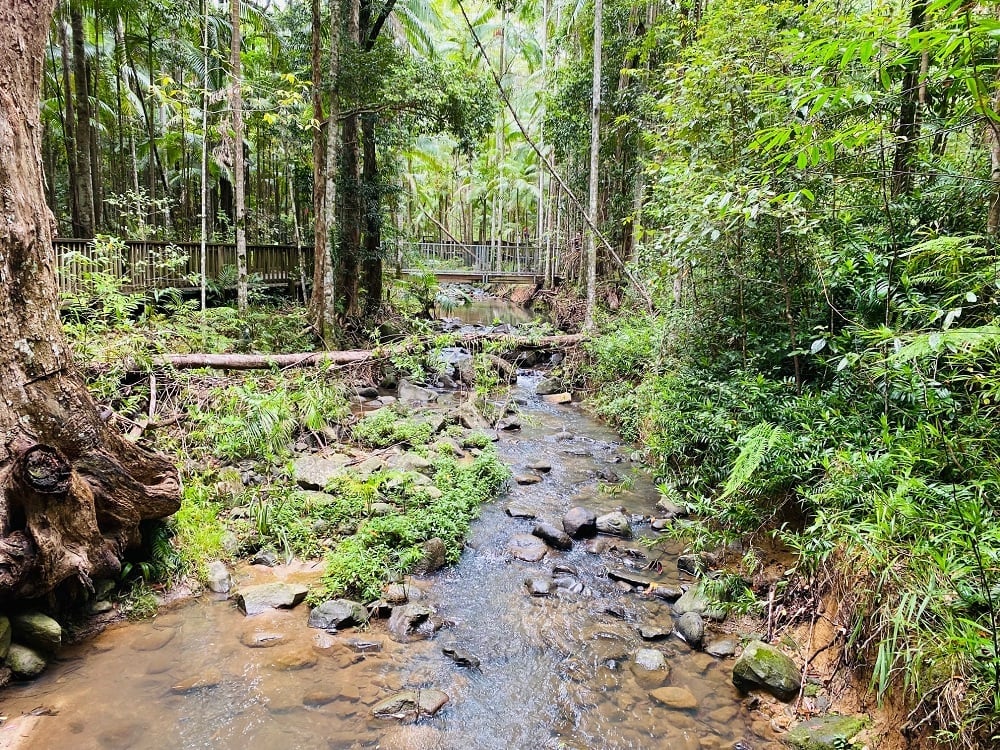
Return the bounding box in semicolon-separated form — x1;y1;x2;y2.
231;0;248;311
0;0;180;604
70;0;95;238
361;113;382;315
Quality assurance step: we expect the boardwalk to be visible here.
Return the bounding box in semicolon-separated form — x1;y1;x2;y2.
54;238;542;295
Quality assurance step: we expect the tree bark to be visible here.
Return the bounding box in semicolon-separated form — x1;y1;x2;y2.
890;0;926;199
230;0;248;311
70;0;95;238
584;0;602;330
361;113;382;315
0;0;180;603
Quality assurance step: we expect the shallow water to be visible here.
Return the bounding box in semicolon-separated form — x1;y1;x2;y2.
434;299;536;326
0;377;780;750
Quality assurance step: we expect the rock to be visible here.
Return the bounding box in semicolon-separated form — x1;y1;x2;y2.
356;386;380;399
562;507;597;539
677;552;713;577
0;617;10;660
251;550;279;567
648;584;684;601
5;644;46;679
371;502;395;516
384;583;418;605
372;689;449;720
496;416;521;432
637;625;672;641
386;452;434;474
441;645;480;670
413;537;447;574
631;648;669;689
380;726;445;750
524;575;554;597
606;568;655;588
236;583;309;616
303;690;339;707
535;377;564;395
170;667;223;693
673;584;726;621
649;686;699;710
308;599;369;630
514;473;542;485
94;578;116;599
455;402;490;431
10;612;61;653
527;461;552;473
655;496;688;517
206;560;232;594
706;638;738;658
732;641;801;701
239;629;286;648
596;510;632;538
132;629;176;651
542;393;572;404
508;533;548;562
88;600;114;615
676;612;705;649
786;714;869;750
532;522;573;551
505;504;537;519
269;646;318;671
388;603;434;642
650;518;671;531
293;454;351;490
398;379;438;403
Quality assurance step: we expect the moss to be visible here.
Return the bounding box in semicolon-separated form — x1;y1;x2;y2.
786;715;869;750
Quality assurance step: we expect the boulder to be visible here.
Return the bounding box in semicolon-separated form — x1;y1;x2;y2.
308;599;368;630
786;714;869;750
595;510;632;538
250;550;279;567
10;612;61;653
562;507;597;539
413;537;447;574
649;686;699;710
508;533;548;562
385;583;420;605
673;584;726;621
677;553;712;577
372;689;449;720
388;603;434;642
386;452;434;474
655;496;688;517
0;617;10;660
206;560;232;594
630;648;670;689
236;583;309;616
293;454;351;490
732;641;801;701
542;393;572;404
532;522;573;551
675;612;705;649
535;377;564;396
5;644;46;679
398;379;438;404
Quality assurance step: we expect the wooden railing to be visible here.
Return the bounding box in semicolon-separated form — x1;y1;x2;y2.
407;240;542;275
54;238;312;295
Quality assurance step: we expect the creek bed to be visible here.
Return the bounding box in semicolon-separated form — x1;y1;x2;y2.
0;375;780;750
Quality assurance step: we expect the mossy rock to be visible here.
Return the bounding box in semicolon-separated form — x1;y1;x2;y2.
732;640;800;700
0;616;10;660
786;714;869;749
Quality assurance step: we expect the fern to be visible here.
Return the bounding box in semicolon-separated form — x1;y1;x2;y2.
719;421;787;500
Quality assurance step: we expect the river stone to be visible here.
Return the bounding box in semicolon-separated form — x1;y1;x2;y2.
535;377;563;396
732;640;801;701
524;575;554;597
372;689;449;720
240;629;286;648
388;603;434;642
673;584;726;621
380;726;445;750
595;510;632;538
250;549;279;567
528;461;552;473
649;686;699;710
88;600;114;615
206;560;232;594
384;583;417;605
505;504;537;519
132;628;176;651
5;644;46;679
514;473;542;485
508;533;548;562
562;507;597;539
676;612;705;648
649;584;684;601
496;416;521;432
631;648;669;689
170;667;223;693
10;612;61;653
293;454;351;490
706;637;738;658
386;452;434;474
677;553;711;577
532;521;573;551
398;379;438;403
655;496;688;517
303;690;339;707
606;568;655;589
413;537;447;574
269;646;318;671
786;714;869;749
308;599;369;630
637;624;671;641
236;583;309;616
0;617;10;660
543;392;573;404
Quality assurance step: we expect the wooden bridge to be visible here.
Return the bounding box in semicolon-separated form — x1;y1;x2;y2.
54;238;542;295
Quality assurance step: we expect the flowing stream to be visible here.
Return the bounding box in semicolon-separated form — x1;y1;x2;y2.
1;307;781;750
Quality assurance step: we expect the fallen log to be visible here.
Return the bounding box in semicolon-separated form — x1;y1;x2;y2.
152;333;587;371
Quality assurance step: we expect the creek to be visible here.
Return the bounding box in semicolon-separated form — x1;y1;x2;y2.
1;305;781;750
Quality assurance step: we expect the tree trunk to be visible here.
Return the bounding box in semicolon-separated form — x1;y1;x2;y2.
57;11;81;235
361;113;382;314
230;0;248;311
0;0;180;603
70;0;95;238
890;0;926;198
584;0;602;330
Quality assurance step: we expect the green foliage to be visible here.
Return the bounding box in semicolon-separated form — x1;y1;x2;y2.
352;408;435;448
168;478;228;581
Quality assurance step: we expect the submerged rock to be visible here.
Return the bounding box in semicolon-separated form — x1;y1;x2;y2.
630;648;669;689
675;611;705;649
732;641;801;701
441;645;481;670
505;504;537;519
786;714;869;749
649;686;699;710
236;583;309;616
524;575;554;597
388;603;434;642
10;612;61;653
706;637;738;658
308;599;368;630
508;533;548;562
371;689;449;720
532;521;573;551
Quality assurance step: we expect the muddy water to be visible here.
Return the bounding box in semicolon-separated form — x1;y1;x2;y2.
1;377;779;750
